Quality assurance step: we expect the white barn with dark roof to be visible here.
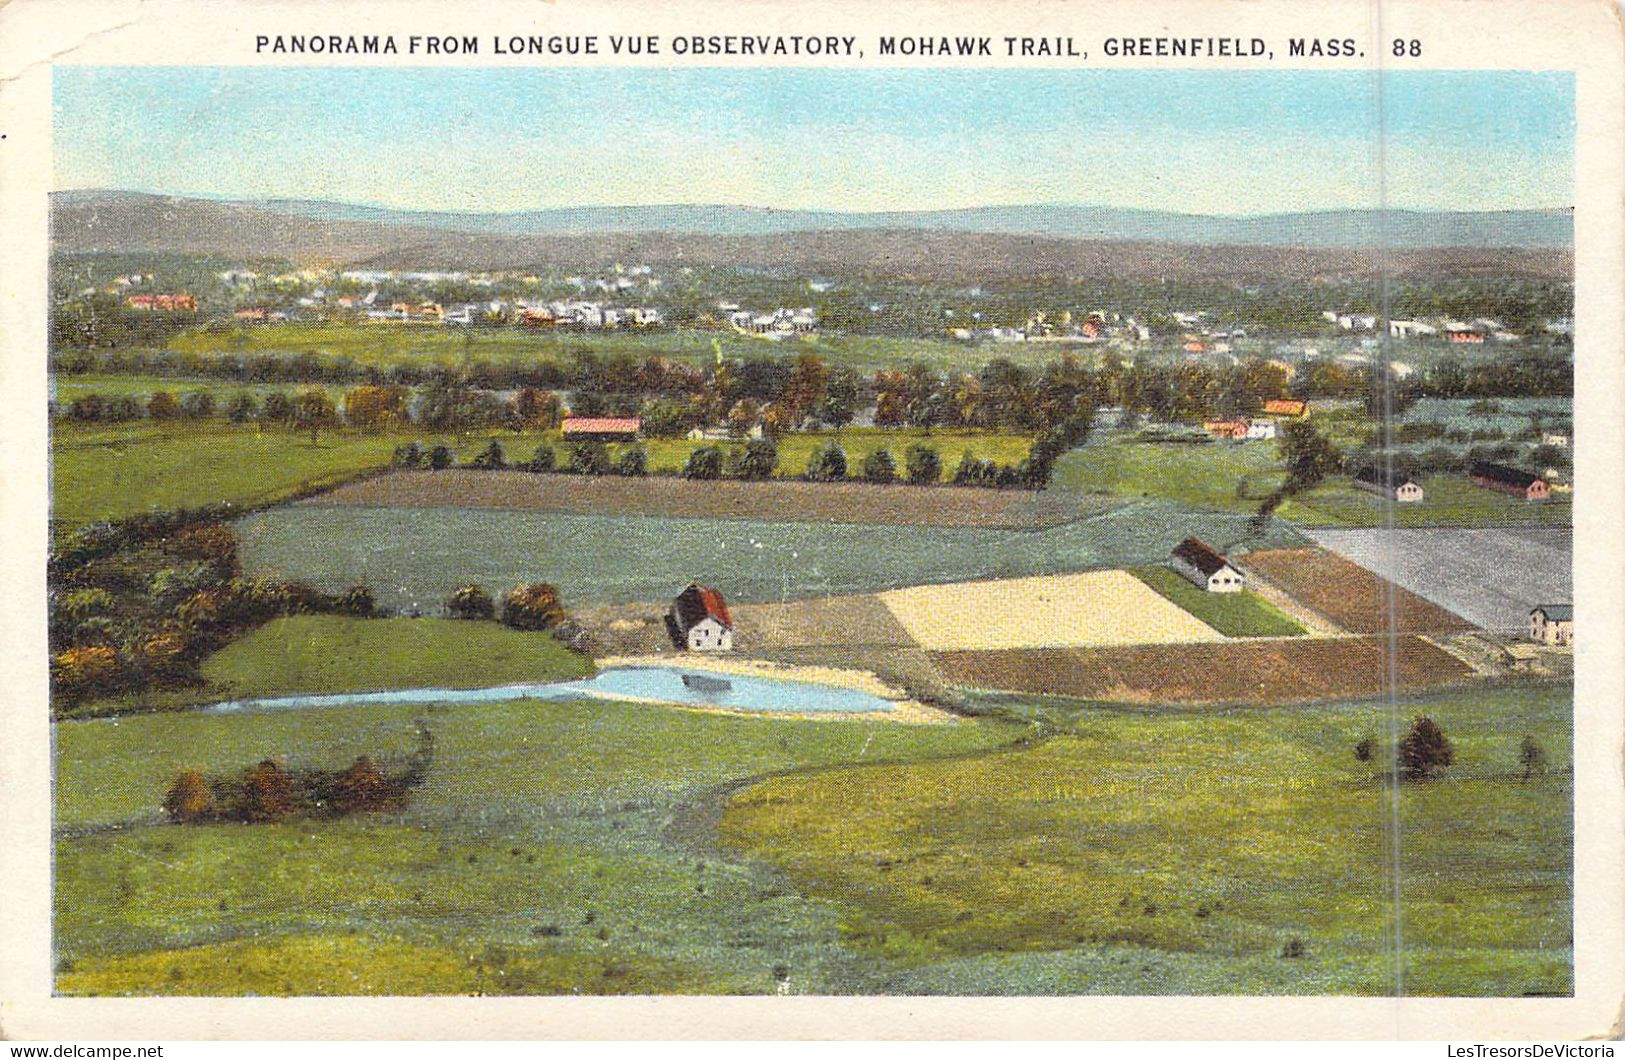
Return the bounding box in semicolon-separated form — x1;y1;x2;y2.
1169;537;1246;593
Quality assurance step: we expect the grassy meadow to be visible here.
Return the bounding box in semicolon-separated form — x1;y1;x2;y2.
54;681;1572;996
54;697;1023;995
162;322;1017;373
721;682;1574;996
1132;565;1307;637
50;417;1033;526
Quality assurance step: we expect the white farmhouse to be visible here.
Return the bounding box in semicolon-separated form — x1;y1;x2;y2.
1528;604;1573;647
1246;419;1278;440
1169;537;1246;593
668;583;734;652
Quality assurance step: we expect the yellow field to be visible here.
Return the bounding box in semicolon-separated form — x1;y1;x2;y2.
877;570;1227;650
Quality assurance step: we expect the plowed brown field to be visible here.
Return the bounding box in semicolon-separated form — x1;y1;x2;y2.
305;470;1065;528
933;636;1473;705
1238;547;1475;634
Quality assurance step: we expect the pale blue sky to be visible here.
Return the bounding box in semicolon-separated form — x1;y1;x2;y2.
53;67;1573;214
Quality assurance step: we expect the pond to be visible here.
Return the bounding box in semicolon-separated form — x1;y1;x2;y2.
202;664;896;716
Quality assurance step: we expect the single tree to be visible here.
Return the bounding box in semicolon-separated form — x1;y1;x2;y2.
615;446;648;477
860;448;897;484
735;438;778;481
805;441;848;482
1518;735;1548;781
163;769;216;823
445;584;495;620
336;583;376;617
568;441;612;476
237;759;297;823
1398;716;1455;780
904;443;942;485
429;445;455;470
501;582;566;631
469;440;507;470
683;445;724;480
528;445;557;473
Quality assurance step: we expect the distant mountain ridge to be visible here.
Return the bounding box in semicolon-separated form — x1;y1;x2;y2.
49;190;1573;283
53;189;1572;249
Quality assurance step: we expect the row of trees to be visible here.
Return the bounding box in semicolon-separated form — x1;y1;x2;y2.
1355;717;1551;784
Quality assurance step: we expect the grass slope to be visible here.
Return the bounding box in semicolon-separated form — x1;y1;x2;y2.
720;682;1573;996
1132;565;1306;637
54;697;1021;995
202;615;594;699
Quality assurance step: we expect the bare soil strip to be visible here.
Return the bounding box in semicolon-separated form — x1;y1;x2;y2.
1238;547;1477;635
304;469;1065;528
932;636;1475;706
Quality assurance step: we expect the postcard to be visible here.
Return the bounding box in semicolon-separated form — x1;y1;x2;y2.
0;0;1621;1042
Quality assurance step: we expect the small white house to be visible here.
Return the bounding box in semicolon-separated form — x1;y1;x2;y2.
1528;604;1573;647
668;583;734;652
1246;419;1278;441
1169;537;1246;593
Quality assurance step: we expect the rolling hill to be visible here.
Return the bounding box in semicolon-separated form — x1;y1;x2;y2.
50;191;1573;282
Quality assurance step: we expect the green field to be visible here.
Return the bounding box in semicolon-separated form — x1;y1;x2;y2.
1280;476;1575;529
1050;437;1574;530
50;417;1033;526
721;682;1573;996
53;373;350;404
162;322;1020;373
204;615;592;698
54;696;1023;995
54;680;1571;995
1132;565;1306;637
234;500;1308;612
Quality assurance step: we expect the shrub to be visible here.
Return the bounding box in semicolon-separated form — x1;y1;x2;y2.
528;445;557;473
335;583;376;617
51;645;122;699
735;439;778;481
568;441;612;476
445;584;495;620
804;442;847;482
180;391;215;419
615;446;648;477
683;445;724;480
392;441;425;468
330;756;399;814
952;451;996;486
1280;936;1306;959
469;440;507;470
147;392;180;420
1353;736;1375;762
501;583;566;631
162;770;216;823
1518;735;1548;780
236;759;297;823
859;448;897;484
429;445;455;470
904;443;941;485
1398;716;1454;780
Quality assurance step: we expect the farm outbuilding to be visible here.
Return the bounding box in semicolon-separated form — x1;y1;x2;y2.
1353;466;1425;503
1169;537;1246;593
1262;399;1309;419
667;582;734;652
1528;604;1573;647
562;417;642;442
1469;462;1550;501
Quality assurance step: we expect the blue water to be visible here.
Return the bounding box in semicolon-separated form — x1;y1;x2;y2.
203;665;893;716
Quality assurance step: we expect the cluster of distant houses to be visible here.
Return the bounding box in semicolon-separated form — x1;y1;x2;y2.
1201;399;1310;441
124;293;197;311
956;310;1150;346
1325;311;1574;345
720;304;819;337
